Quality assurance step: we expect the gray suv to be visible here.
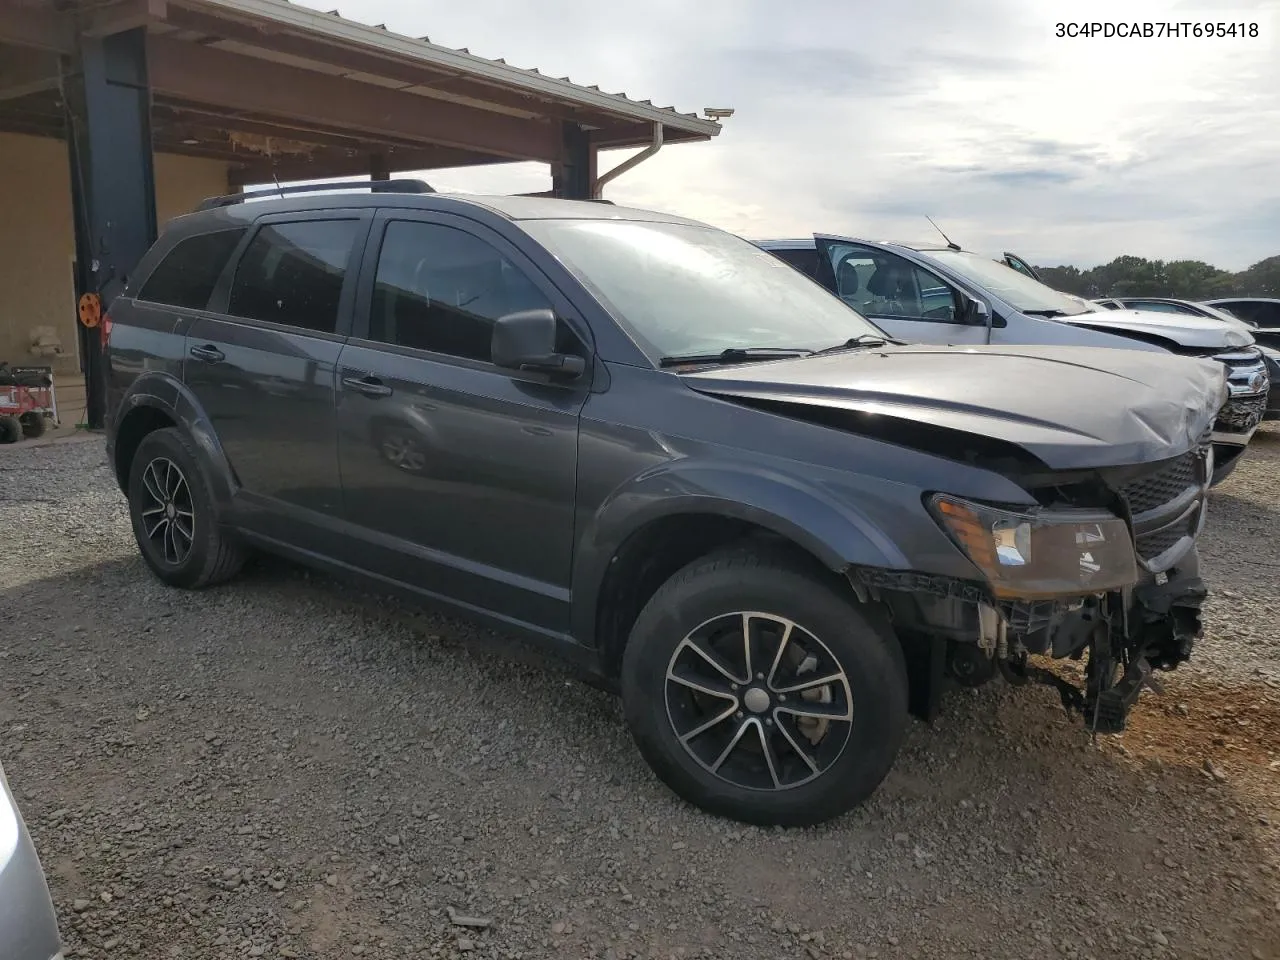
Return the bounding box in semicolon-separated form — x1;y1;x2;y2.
106;183;1224;826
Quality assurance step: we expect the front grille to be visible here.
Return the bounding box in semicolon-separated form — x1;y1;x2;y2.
1112;431;1210;567
1214;347;1264;370
1218;394;1267;432
1135;523;1191;561
1116;450;1198;515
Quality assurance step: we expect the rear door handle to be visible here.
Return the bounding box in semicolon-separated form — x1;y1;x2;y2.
341;375;393;398
189;344;225;364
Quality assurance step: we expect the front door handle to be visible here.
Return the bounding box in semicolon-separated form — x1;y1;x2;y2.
341;375;393;398
189;344;225;364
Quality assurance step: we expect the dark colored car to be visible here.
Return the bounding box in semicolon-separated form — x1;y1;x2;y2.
1204;297;1280;343
106;182;1225;827
1204;300;1280;413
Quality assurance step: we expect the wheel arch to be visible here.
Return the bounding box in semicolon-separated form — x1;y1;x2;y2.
110;372;237;506
574;462;909;677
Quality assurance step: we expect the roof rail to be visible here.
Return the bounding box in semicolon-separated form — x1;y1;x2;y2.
196;178;436;211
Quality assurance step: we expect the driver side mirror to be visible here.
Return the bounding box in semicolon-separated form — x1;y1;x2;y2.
491;309;586;379
960;295;991;326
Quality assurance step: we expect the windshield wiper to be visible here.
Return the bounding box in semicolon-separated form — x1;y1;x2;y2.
659;347;813;367
1021;309;1073;318
812;333;903;355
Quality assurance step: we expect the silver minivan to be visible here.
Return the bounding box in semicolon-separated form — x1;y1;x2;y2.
1;760;62;960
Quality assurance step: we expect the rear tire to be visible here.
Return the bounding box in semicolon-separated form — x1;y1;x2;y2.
127;427;247;588
0;415;20;444
19;412;46;439
621;547;908;827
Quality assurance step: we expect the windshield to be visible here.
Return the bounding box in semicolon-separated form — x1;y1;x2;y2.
520;219;885;360
923;249;1093;316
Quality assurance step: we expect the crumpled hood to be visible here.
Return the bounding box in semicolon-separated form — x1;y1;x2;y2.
684;344;1227;469
1062;308;1255;351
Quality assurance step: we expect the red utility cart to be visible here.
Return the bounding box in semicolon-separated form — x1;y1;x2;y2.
0;364;58;443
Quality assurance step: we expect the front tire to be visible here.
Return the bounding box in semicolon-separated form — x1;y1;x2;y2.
621;547;908;827
127;427;247;588
0;415;20;443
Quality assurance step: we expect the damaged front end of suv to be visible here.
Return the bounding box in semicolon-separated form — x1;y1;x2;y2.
686;343;1225;737
851;419;1218;734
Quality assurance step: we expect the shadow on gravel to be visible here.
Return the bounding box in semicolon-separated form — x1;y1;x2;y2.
2;554;1278;960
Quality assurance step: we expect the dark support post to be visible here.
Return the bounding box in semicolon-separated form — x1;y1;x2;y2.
552;121;595;200
62;27;157;430
370;152;390;181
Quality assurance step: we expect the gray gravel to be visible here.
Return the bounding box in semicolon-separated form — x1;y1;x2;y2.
2;431;1278;960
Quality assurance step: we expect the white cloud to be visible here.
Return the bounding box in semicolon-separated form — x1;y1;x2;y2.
298;0;1280;270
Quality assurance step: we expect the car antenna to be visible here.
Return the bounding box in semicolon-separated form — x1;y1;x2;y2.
926;215;961;251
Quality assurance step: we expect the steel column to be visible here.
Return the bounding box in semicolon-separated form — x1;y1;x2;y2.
62;27;157;429
552;121;595;200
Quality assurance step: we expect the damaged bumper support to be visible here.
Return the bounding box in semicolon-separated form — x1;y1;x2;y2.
851;489;1209;733
998;557;1206;732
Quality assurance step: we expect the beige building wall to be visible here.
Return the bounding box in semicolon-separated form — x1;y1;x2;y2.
0;132;227;423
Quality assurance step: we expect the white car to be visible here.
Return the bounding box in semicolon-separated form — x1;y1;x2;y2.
1;760;62;960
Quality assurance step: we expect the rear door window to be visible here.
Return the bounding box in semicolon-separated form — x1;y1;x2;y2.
136;228;247;310
227;220;361;335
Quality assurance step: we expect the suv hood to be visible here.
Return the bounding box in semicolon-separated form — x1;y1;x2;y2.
684;344;1226;470
1060;307;1255;351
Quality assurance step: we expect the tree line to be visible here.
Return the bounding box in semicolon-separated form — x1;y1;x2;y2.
1034;255;1280;300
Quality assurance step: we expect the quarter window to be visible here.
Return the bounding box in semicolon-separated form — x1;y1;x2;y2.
136;228;246;310
227;220;360;334
369;221;553;362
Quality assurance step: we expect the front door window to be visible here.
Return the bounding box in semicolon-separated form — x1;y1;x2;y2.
821;243;961;324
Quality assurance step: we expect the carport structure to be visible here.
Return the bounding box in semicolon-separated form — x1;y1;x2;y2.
0;0;724;429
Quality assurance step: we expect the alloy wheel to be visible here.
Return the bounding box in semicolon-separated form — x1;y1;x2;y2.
664;611;854;791
138;457;195;565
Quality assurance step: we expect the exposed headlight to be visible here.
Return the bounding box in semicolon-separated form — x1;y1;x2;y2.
928;495;1139;599
1223;329;1252;348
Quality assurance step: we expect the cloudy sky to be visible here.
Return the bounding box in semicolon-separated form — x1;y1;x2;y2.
298;0;1279;271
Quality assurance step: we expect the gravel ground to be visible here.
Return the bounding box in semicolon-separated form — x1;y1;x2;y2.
2;430;1278;960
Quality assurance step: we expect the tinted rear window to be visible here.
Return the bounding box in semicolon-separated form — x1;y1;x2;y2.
227;220;360;335
136;228;247;309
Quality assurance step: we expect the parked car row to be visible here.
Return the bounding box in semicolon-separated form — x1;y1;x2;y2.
993;257;1280;422
1090;296;1280;421
90;181;1235;831
760;236;1271;483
